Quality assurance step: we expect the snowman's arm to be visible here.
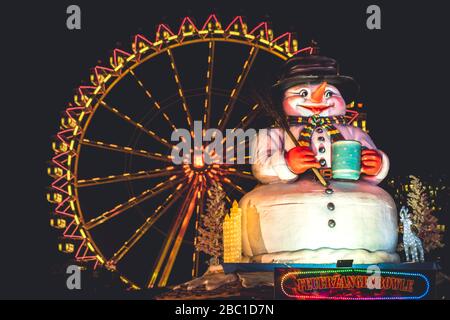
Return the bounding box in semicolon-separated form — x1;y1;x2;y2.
251;128;297;184
350;127;390;184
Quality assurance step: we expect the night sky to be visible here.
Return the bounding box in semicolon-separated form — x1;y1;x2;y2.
2;0;449;298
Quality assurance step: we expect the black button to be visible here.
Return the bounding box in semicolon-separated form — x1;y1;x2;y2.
328;219;336;228
325;188;333;194
327;202;335;211
319;159;327;167
318;136;325;142
319;147;326;153
317;128;323;133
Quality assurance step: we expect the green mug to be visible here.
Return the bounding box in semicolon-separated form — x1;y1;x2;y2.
331;140;361;180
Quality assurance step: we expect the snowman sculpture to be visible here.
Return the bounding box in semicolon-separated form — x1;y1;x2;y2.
240;54;399;264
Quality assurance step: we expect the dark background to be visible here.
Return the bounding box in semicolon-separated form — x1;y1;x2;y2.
2;0;449;299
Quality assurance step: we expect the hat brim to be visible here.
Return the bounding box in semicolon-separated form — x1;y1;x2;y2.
273;75;359;103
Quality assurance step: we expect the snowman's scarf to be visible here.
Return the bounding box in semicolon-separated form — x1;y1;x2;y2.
287;115;346;147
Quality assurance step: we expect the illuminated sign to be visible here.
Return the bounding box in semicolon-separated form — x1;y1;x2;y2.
274;268;433;300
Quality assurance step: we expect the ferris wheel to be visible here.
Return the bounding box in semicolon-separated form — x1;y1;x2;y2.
47;14;313;289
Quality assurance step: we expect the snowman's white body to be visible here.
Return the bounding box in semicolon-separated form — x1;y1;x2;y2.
239;124;399;264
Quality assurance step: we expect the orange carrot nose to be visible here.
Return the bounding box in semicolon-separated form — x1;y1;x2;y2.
311;81;328;103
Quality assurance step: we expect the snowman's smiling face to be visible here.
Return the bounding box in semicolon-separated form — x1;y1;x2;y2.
282;82;347;117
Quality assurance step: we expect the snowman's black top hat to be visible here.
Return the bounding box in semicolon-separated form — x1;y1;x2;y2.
273;51;359;103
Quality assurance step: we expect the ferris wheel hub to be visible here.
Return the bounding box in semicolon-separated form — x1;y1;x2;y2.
193;154;205;169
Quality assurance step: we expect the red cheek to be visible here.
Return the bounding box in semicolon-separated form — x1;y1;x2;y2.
330;96;346;107
282;97;300;111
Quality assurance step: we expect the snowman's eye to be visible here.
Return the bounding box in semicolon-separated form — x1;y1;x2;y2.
324;90;334;98
298;89;309;97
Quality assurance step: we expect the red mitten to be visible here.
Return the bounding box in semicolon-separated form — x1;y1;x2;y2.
285;146;320;174
361;149;382;176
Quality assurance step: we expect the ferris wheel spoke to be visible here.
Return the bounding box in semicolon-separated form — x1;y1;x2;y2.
222;154;253;166
192;182;205;278
158;182;201;287
107;182;190;266
80;138;173;163
83;175;187;230
99;100;174;149
218;167;256;181
76;166;182;188
148;176;199;288
218;176;246;195
223;139;252;167
233;103;261;131
129;69;178;132
220;103;260;152
203;41;215;131
167;49;194;132
217;47;259;132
